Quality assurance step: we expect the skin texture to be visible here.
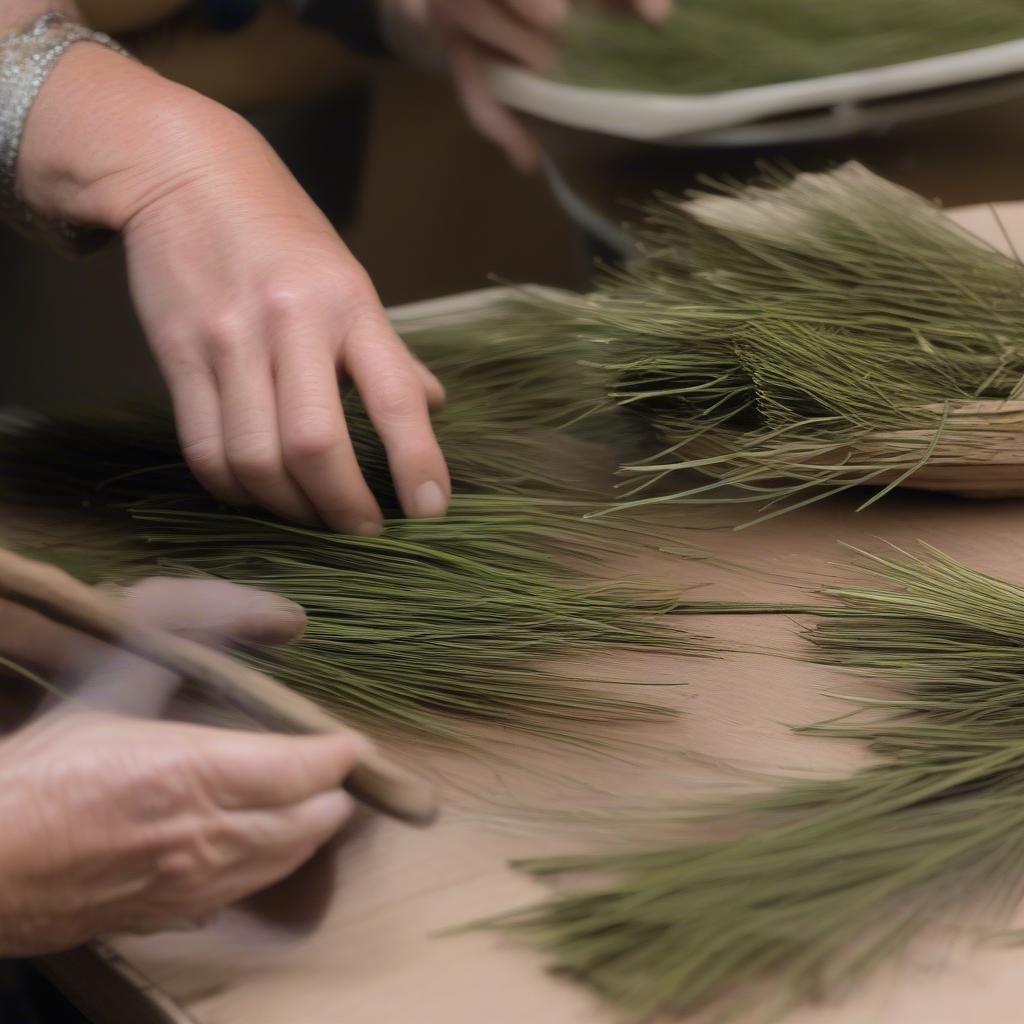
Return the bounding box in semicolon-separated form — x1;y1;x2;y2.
420;0;675;169
10;1;450;536
8;0;675;528
0;576;365;956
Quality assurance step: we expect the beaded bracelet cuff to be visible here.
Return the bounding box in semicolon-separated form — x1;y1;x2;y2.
0;10;132;254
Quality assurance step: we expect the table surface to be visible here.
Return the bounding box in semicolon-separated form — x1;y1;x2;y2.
41;207;1024;1024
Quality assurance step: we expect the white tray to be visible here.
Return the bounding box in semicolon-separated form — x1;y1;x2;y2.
488;38;1024;144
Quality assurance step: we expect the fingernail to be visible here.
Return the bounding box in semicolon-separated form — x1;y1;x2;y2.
274;596;304;615
414;481;448;519
354;520;384;537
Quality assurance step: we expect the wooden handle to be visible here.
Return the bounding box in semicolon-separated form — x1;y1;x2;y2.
0;548;438;826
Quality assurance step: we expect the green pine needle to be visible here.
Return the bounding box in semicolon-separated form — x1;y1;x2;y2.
560;0;1024;94
0;317;708;746
483;546;1024;1020
395;167;1024;525
562;163;1024;523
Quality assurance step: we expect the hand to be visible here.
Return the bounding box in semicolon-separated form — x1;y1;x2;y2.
18;45;451;535
0;576;363;955
0;713;361;954
0;575;308;681
417;0;674;171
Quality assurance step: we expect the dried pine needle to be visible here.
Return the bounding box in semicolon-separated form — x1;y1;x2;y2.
0;364;704;746
562;162;1024;522
559;0;1024;94
394;303;636;497
381;166;1024;524
483;546;1024;1020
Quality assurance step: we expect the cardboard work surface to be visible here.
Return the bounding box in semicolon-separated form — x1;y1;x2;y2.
35;490;1024;1024
31;200;1024;1024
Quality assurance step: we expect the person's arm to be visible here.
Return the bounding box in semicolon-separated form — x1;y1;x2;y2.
4;1;450;535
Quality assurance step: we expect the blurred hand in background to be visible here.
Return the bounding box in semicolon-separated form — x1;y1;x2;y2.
406;0;674;170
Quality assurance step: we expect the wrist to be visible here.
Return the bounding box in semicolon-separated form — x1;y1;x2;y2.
18;42;256;232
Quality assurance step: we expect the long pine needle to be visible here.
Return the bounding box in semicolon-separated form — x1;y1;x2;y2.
485;547;1024;1020
559;0;1024;94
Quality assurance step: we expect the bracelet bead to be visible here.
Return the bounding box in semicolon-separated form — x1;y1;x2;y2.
0;10;132;253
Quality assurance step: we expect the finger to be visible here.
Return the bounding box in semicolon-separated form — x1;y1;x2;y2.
124;578;306;647
412;357;446;410
450;40;541;173
213;345;320;526
274;326;384;535
501;0;570;33
62;651;183;720
0;596;98;676
345;316;451;520
164;364;252;508
60;579;307;717
199;729;366;810
49;579;306;718
185;791;357;916
233;790;356;860
449;3;560;69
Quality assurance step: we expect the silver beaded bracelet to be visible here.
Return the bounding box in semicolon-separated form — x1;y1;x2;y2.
0;10;132;253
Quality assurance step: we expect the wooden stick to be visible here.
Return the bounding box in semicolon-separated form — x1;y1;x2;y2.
0;547;438;826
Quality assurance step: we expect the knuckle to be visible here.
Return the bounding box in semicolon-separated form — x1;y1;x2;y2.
201;303;249;361
116;748;198;821
131;771;195;822
154;838;215;893
401;443;444;474
259;281;305;320
153;813;232;893
181;436;227;480
372;380;422;423
282;412;338;462
227;432;280;480
152;320;200;366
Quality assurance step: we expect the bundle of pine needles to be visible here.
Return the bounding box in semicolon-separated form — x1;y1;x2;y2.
389;303;631;497
559;0;1024;94
553;162;1024;522
486;547;1024;1020
0;310;707;745
391;167;1024;522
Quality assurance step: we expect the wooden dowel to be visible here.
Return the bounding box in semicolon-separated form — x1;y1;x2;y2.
0;548;438;826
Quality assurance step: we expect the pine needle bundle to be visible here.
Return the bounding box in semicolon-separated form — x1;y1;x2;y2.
565;162;1024;522
393;303;630;497
485;547;1024;1020
559;0;1024;94
0;341;702;744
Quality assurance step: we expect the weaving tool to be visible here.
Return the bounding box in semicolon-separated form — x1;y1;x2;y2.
0;546;438;826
